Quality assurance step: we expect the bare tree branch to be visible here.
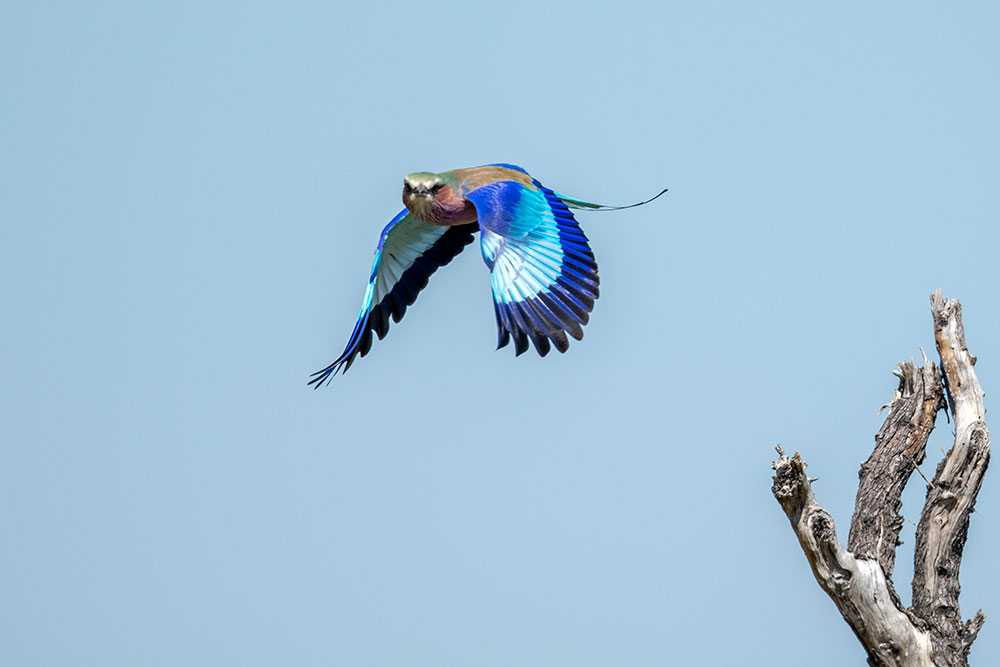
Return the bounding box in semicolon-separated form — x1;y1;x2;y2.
848;356;945;582
772;447;935;666
771;290;989;666
910;290;991;665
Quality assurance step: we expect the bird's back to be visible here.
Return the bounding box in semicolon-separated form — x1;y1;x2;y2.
447;164;536;197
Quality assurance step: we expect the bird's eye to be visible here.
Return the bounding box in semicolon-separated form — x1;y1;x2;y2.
431;183;444;193
403;181;412;192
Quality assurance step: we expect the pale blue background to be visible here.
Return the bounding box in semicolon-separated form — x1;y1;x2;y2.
3;2;998;665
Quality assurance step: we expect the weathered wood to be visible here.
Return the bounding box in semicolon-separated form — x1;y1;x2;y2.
771;290;989;666
848;357;945;582
772;447;935;666
910;290;991;665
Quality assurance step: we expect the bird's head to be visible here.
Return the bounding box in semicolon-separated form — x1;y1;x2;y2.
402;172;446;202
402;171;467;223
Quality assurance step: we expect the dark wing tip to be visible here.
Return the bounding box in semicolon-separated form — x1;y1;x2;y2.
309;345;364;388
308;364;338;389
308;358;348;388
492;292;596;360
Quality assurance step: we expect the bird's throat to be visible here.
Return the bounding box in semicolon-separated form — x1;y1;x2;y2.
405;190;477;226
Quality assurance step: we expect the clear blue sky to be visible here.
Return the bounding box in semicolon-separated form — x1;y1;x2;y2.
3;2;998;665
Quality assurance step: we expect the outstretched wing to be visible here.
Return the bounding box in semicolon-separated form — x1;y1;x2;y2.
310;210;477;386
466;179;599;357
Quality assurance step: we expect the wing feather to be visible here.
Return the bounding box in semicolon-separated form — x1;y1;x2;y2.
467;178;600;357
310;211;477;386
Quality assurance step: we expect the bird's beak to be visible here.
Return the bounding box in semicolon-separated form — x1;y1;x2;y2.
413;186;430;197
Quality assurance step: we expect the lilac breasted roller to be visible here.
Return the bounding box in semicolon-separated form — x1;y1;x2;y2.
309;163;666;386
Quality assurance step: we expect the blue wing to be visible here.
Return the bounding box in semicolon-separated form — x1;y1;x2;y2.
310;210;477;386
466;179;599;357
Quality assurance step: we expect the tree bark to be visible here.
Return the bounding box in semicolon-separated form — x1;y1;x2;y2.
771;290;989;666
911;293;991;665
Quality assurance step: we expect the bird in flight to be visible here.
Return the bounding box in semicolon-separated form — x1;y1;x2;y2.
310;163;666;386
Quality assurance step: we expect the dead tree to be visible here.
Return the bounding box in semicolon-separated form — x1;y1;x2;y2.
771;290;990;666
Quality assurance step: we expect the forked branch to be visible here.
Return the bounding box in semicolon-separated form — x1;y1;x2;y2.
771;290;989;667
